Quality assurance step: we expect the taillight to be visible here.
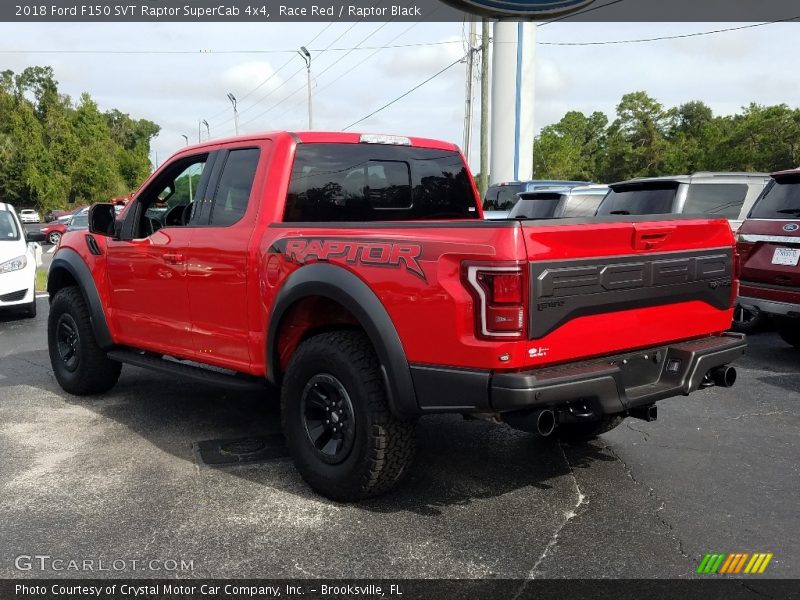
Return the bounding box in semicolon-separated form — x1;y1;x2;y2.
464;263;526;339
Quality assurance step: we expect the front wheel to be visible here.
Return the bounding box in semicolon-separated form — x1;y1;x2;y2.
48;286;121;395
281;331;416;501
48;231;61;245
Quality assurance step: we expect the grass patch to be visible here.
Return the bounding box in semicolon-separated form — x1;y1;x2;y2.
36;269;48;292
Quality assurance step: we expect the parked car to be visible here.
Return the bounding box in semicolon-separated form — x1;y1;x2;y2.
66;208;90;232
40;220;69;245
509;185;609;220
596;172;770;231
736;168;800;344
18;209;40;224
0;202;43;318
47;131;744;500
45;209;70;223
483;180;590;219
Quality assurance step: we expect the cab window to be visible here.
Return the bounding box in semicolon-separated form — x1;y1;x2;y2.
210;148;261;227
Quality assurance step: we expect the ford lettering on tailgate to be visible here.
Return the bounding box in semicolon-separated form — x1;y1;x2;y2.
529;248;733;339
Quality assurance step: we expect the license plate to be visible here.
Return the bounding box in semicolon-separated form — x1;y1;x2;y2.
772;247;800;266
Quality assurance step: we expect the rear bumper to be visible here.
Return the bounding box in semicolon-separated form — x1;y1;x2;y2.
411;333;746;416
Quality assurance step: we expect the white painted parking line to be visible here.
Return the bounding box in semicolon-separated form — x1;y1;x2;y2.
35;294;49;299
47;245;57;254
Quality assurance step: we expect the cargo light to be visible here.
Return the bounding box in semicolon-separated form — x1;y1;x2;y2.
359;134;411;146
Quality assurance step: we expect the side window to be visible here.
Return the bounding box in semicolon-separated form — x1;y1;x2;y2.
210;148;260;227
137;154;208;237
564;194;604;217
683;183;748;218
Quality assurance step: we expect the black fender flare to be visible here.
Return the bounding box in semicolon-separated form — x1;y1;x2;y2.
266;263;419;418
47;248;114;349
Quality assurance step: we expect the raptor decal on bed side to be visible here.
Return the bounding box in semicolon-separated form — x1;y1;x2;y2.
277;238;427;282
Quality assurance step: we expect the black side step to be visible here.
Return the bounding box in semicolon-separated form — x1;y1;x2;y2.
107;349;269;392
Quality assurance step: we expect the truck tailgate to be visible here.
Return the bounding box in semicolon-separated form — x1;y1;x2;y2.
522;216;736;366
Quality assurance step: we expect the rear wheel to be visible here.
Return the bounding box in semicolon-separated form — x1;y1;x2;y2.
281;330;416;501
775;317;800;349
48;286;121;395
48;231;61;245
557;415;625;443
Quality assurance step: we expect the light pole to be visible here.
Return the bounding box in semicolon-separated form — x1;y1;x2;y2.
181;135;193;200
227;93;240;135
297;46;312;129
202;119;210;141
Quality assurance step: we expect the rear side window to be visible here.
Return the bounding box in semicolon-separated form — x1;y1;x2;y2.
683;183;748;218
0;210;21;240
285;144;478;222
211;148;260;227
509;193;562;219
596;184;678;216
564;193;605;217
749;178;800;219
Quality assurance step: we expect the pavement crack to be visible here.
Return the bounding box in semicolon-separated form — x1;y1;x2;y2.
599;441;690;560
514;443;588;595
626;421;650;442
731;411;791;420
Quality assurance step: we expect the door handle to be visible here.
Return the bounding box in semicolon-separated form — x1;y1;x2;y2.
632;225;676;250
163;253;186;265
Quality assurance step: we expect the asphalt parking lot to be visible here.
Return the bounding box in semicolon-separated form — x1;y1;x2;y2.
0;296;797;579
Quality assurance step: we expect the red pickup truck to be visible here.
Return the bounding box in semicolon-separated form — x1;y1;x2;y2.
46;131;745;500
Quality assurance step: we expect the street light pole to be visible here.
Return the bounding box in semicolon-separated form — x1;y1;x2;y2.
227;93;240;135
202;119;210;141
298;46;312;129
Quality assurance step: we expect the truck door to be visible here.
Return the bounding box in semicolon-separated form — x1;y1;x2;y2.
186;145;265;372
106;152;213;358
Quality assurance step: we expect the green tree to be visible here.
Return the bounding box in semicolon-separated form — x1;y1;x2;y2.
533;110;608;180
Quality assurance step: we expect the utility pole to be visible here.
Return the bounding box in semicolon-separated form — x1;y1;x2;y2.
462;20;476;162
478;18;490;199
227;93;240;135
298;46;312;129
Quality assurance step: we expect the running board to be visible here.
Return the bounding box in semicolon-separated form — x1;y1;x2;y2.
107;349;269;391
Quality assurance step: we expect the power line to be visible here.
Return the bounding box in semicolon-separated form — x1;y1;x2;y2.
538;17;800;45
0;40;461;55
342;50;470;132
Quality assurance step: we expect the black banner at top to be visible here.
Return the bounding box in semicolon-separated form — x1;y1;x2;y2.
3;0;800;22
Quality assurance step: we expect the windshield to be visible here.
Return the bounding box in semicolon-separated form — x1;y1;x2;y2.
748;178;800;219
0;210;21;241
596;184;678;216
483;184;525;211
285;144;478;222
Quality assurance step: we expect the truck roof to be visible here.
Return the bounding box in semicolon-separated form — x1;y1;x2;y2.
176;131;460;154
611;172;770;187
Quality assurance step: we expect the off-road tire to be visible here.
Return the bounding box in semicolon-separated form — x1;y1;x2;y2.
48;286;121;395
281;330;416;501
775;317;800;349
557;415;625;443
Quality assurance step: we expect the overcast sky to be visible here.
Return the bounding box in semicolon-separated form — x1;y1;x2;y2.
0;20;796;172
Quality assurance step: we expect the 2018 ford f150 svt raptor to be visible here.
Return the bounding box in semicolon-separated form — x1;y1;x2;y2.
46;131;745;500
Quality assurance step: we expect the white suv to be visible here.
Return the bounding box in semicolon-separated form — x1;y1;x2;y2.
596;172;771;231
0;203;42;318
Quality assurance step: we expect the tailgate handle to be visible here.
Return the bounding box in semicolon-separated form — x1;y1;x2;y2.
633;225;676;250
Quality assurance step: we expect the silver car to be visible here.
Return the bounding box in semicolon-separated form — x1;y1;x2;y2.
596;172;771;231
509;185;609;220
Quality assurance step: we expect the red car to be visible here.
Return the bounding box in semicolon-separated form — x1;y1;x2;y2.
46;131;745;500
737;168;800;347
40;221;68;245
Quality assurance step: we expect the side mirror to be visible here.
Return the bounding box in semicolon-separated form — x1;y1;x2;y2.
88;204;116;237
25;230;46;243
